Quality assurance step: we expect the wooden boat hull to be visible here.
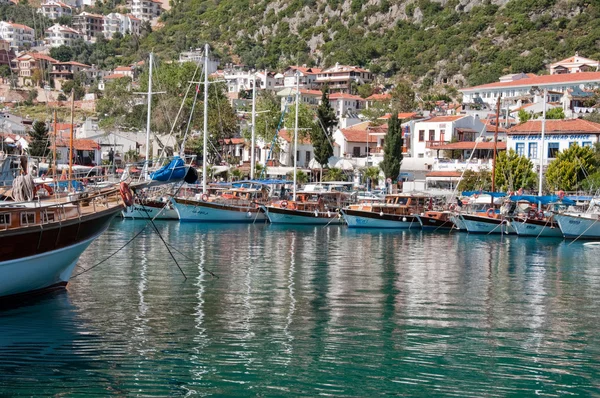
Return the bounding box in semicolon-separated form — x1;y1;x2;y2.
342;208;421;229
456;213;515;234
554;213;600;239
264;206;343;225
172;198;266;223
417;213;456;231
0;206;120;299
511;217;563;237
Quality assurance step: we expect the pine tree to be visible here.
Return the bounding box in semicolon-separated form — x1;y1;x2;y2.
28;121;50;158
311;85;337;181
380;113;403;183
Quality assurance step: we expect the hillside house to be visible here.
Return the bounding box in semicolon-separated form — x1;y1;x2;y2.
40;1;73;20
73;12;103;41
45;24;82;48
0;21;35;50
315;64;372;94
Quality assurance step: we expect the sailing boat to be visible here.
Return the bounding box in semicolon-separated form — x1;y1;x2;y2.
0;97;125;300
170;44;267;222
261;72;346;225
122;52;195;220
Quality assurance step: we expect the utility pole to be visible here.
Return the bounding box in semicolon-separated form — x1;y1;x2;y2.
490;96;501;200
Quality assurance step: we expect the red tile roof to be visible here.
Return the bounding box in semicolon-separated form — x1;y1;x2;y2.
18;53;58;63
426;171;462;178
380;112;418;120
222;137;246;145
431;141;507;150
424;115;467;123
299;89;322;96
340;128;371;143
103;73;130;80
461;71;600;91
289;66;321;75
55;61;90;67
279;129;311;144
366;93;391;101
508;119;600;134
329;93;364;100
7;22;34;30
52;138;100;150
114;66;132;71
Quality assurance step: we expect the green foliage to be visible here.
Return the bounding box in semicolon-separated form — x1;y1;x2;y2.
61;79;86;101
379;114;403;180
518;109;532;123
287;169;309;184
311;86;337;178
50;46;74;62
545;144;597;192
457;169;492;192
0;65;11;78
324;167;344;181
545;107;565;120
230;168;244;181
363;166;381;190
0;3;51;39
28;121;49;157
390;81;416;112
494;149;538;192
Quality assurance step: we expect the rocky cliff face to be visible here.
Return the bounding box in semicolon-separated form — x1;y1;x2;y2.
156;0;599;91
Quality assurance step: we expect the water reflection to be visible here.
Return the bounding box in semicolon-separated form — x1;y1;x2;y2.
1;222;599;396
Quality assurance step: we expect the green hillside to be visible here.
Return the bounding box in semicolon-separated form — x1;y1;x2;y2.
140;0;600;89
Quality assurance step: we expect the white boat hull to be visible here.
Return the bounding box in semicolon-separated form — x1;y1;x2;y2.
122;205;179;220
0;232;101;298
265;207;343;225
457;214;515;234
511;218;563;237
172;199;266;223
554;213;600;239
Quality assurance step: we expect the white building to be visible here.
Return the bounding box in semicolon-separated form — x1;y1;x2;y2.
103;13;141;39
276;88;321;111
549;54;599;75
315;63;372;93
459;71;600;113
44;24;82;48
131;0;162;21
0;21;35;50
40;1;73;20
507;119;600;170
328;93;365;118
280;66;320;90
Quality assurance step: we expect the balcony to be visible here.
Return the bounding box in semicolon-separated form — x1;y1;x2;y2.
425;140;449;148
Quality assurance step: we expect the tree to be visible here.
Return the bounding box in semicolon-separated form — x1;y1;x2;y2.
28;121;50;157
379;113;403;181
311;85;337;182
50;45;74;62
61;79;85;100
545;144;597;192
287;169;308;184
457;169;492;192
0;65;11;78
494;149;538;192
324;167;344;181
230;168;243;181
545;107;565;120
390;80;415;112
363;166;381;191
31;69;43;87
518;109;532;123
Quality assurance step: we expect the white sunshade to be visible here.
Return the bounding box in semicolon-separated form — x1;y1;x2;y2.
334;158;355;170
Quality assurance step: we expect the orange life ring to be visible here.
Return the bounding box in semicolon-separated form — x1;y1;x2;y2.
486;208;495;218
120;181;134;206
34;183;54;197
201;194;208;201
281;200;288;208
537;211;544;220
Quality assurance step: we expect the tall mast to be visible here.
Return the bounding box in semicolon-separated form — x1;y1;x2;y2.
293;72;299;202
53;109;57;184
491;95;501;199
68;93;74;188
144;52;153;180
202;43;209;195
250;74;256;180
538;88;547;196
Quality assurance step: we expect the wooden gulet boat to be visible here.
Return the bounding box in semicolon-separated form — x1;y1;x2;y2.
263;191;347;225
341;194;424;229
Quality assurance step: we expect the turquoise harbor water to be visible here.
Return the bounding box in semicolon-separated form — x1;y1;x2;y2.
1;220;600;396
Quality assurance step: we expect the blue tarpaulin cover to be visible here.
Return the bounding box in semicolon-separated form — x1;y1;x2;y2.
150;157;186;181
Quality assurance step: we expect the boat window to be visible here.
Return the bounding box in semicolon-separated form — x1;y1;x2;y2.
42;211;55;223
0;213;10;225
20;212;36;225
397;198;408;205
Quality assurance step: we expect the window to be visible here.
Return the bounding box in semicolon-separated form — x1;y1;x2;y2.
0;213;10;225
296;151;300;163
583;141;593;147
440;129;445;142
20;212;35;226
418;153;424;158
428;130;435;141
548;142;559;158
305;151;311;163
419;130;425;142
42;211;55;223
353;146;361;157
569;142;577;148
528;143;538;159
516;143;524;156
